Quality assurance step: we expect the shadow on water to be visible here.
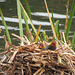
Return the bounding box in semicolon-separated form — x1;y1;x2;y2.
0;0;75;48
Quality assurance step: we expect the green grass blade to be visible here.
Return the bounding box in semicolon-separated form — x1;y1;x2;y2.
21;6;29;39
22;0;32;20
55;20;59;39
65;0;75;40
71;32;75;45
71;32;75;51
17;0;23;38
52;10;54;26
20;1;36;34
0;9;11;43
42;31;46;41
20;1;40;40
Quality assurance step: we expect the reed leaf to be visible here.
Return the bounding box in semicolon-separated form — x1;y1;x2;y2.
42;31;46;41
20;1;37;34
52;11;54;26
65;0;75;40
60;32;63;41
54;20;59;39
35;24;41;43
20;1;40;40
17;0;23;38
0;9;11;43
71;32;75;51
22;0;32;20
21;5;29;39
71;32;75;45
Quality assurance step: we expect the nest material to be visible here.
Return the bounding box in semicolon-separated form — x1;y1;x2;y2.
0;41;75;75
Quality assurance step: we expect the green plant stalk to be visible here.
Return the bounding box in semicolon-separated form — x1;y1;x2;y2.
22;0;32;20
65;0;75;40
20;1;40;40
21;6;29;40
55;20;59;39
0;9;11;43
60;32;63;41
52;10;54;26
17;0;23;38
71;32;75;51
42;31;46;41
20;1;36;34
71;32;75;45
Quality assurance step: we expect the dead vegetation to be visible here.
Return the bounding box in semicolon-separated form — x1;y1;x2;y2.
0;34;75;75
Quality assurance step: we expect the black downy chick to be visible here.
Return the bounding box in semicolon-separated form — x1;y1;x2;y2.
39;41;56;50
48;41;56;50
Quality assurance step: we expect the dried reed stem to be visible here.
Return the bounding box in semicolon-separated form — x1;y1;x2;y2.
44;0;57;39
65;0;69;30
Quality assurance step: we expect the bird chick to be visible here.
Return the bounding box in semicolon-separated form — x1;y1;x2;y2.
48;41;56;50
39;41;56;50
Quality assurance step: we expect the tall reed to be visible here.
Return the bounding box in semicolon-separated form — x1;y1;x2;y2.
17;0;23;38
0;9;11;43
65;0;75;40
22;0;32;20
44;0;57;40
21;6;29;39
71;32;75;51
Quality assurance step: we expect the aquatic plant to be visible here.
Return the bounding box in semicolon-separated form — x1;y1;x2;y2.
65;0;75;40
0;0;75;75
0;9;11;43
17;0;23;39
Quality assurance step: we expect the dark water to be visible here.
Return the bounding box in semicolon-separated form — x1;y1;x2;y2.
0;0;75;48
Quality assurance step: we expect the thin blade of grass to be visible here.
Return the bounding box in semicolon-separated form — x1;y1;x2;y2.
21;5;29;39
71;32;75;51
0;9;11;43
20;1;40;40
19;1;37;35
65;0;75;40
17;0;23;38
71;32;75;46
55;20;59;39
52;10;54;26
60;32;63;41
42;31;46;41
22;0;32;20
35;24;41;43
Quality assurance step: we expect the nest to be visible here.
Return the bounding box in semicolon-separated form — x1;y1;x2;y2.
0;35;75;75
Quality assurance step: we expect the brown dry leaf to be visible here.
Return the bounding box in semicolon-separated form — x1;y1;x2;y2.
0;28;2;33
29;31;34;42
5;41;9;50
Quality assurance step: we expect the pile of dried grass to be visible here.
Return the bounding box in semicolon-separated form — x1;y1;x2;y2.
0;35;75;75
